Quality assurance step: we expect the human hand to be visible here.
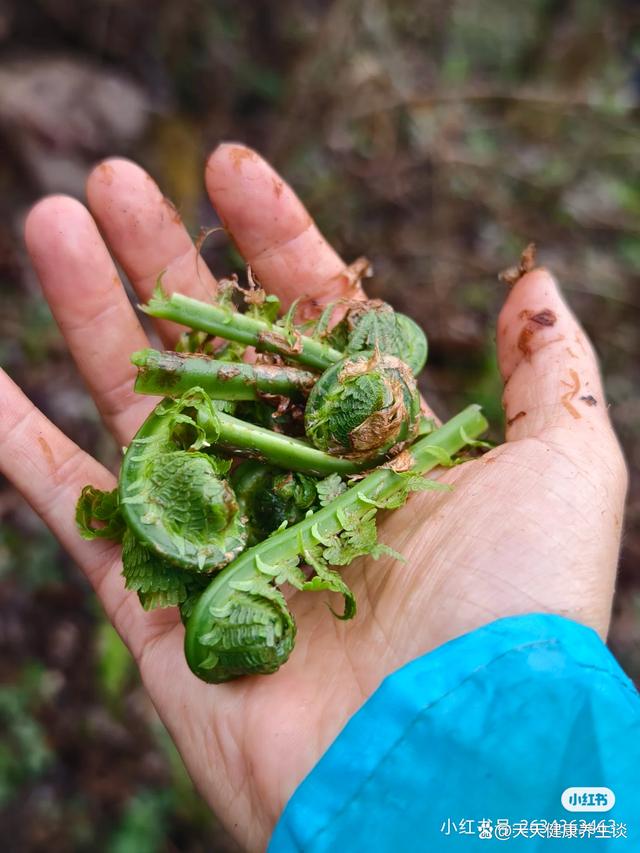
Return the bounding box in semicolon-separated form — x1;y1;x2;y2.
0;145;626;851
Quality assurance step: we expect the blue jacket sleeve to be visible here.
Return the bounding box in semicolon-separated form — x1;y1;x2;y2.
268;613;640;851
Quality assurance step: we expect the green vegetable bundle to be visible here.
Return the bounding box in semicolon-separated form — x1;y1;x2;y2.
76;273;488;683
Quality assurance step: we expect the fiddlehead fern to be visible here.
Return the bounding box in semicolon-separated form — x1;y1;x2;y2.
231;461;319;544
145;290;428;376
321;299;428;375
76;266;487;683
76;486;125;540
191;577;297;681
119;390;247;572
304;351;421;461
185;405;488;683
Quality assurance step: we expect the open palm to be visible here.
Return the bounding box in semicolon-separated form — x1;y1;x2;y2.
0;145;626;852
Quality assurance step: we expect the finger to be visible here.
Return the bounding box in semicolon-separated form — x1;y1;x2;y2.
497;267;620;448
205;143;366;312
0;369;178;661
205;145;441;421
86;158;217;345
24;196;156;446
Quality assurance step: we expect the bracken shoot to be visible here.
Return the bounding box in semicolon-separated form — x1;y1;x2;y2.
76;265;488;682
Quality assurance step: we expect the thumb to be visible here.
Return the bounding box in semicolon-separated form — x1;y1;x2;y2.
497;267;621;458
496;265;627;639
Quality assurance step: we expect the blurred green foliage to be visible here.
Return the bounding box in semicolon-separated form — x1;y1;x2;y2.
0;665;53;807
95;621;135;706
0;521;63;589
107;790;170;853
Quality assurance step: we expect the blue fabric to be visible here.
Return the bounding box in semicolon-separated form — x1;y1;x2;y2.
268;614;640;851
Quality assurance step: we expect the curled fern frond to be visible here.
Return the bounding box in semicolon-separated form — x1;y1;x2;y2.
119;390;247;572
329;300;428;375
304;351;421;462
76;272;487;682
231;461;319;545
76;487;125;541
190;577;297;682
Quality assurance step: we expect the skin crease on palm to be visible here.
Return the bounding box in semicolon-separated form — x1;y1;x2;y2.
0;143;628;851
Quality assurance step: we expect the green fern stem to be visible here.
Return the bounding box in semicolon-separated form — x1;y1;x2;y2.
213;411;371;475
143;291;343;371
131;348;317;401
